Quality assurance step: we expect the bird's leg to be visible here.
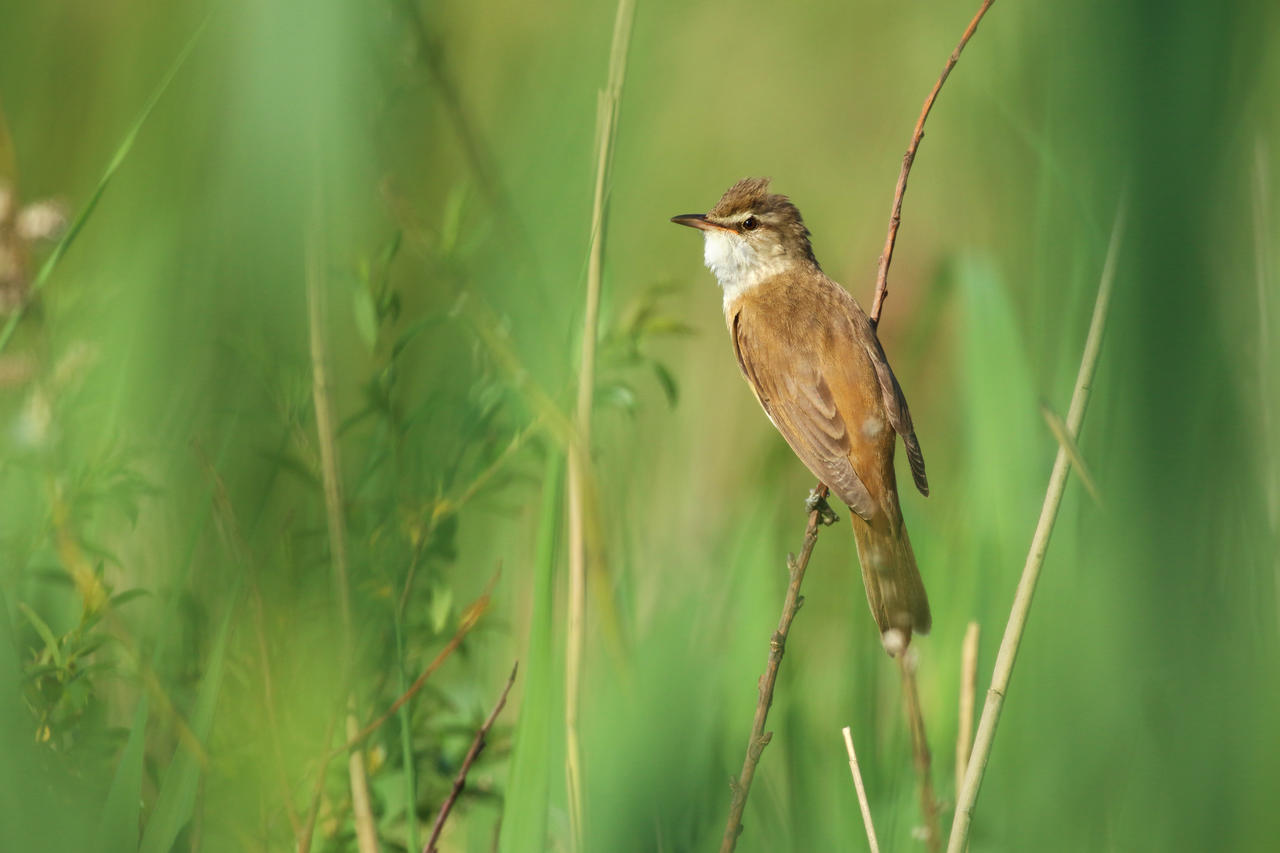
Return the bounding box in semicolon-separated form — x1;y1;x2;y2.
805;486;839;526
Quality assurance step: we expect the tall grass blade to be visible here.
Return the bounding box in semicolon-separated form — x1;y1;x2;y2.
0;15;209;354
139;582;238;853
500;453;563;853
97;694;150;852
565;1;635;847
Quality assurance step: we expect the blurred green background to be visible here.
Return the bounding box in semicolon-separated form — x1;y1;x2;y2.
2;0;1278;850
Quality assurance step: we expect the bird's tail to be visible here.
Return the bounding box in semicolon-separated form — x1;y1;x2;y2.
851;514;932;656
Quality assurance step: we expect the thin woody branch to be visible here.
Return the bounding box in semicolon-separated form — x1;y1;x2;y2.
424;662;519;853
899;651;941;852
870;0;996;326
720;3;1000;849
720;486;835;853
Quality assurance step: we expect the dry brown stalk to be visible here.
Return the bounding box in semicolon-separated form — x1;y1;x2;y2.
338;578;497;757
956;621;980;795
841;726;881;853
870;0;997;327
297;706;341;853
899;651;942;851
721;1;999;847
305;193;376;853
947;200;1125;852
424;663;519;853
565;2;635;848
720;486;835;853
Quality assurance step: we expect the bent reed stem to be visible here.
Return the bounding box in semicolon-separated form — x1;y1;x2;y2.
946;200;1126;852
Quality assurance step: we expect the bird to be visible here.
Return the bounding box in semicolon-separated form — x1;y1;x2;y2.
672;177;931;655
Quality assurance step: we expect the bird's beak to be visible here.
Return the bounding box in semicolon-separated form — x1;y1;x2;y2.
670;213;727;232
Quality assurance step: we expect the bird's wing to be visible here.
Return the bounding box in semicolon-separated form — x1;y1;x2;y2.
731;311;878;520
855;315;929;497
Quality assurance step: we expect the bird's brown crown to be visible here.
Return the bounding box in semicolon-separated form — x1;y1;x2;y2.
709;178;816;264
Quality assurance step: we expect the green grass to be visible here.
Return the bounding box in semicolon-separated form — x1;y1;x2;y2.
1;1;1279;851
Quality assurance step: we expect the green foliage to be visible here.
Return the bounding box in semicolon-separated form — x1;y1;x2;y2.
1;1;1279;852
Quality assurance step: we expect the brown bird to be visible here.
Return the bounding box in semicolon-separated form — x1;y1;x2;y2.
672;177;931;655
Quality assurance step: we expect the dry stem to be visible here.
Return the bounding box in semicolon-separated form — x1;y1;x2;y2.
338;578;496;757
720;2;998;845
947;200;1125;852
424;663;519;853
899;651;941;852
565;1;635;848
956;621;980;795
870;0;996;327
306;190;375;853
841;726;881;853
720;486;834;853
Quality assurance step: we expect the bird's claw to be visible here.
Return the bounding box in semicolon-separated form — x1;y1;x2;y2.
805;489;839;526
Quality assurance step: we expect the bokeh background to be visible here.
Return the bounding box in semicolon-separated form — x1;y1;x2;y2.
2;0;1278;850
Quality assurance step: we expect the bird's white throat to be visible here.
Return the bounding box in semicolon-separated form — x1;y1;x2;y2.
702;230;792;305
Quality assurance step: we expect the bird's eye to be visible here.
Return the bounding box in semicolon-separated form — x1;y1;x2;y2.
741;216;759;231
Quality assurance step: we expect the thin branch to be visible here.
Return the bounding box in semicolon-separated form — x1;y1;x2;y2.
720;486;835;853
0;17;208;354
841;726;881;853
899;651;941;852
870;0;996;327
565;2;635;848
337;574;497;758
345;697;378;853
947;199;1126;853
720;3;999;848
424;663;519;853
956;621;980;795
305;165;376;853
297;701;342;853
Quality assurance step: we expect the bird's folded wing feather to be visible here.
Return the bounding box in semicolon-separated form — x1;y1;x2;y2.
731;311;878;520
855;313;929;496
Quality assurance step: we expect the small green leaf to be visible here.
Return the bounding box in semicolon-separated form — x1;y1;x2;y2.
429;584;454;635
353;287;378;352
439;184;468;256
639;316;696;337
109;588;150;609
97;694;149;851
596;382;636;413
18;603;62;668
651;361;679;407
70;632;113;659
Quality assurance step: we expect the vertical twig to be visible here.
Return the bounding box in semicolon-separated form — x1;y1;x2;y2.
297;702;342;853
718;1;998;847
956;621;980;795
565;1;635;848
345;699;379;853
720;487;833;853
306;175;377;853
841;726;881;853
424;663;519;853
870;0;996;327
898;651;941;852
947;199;1126;853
